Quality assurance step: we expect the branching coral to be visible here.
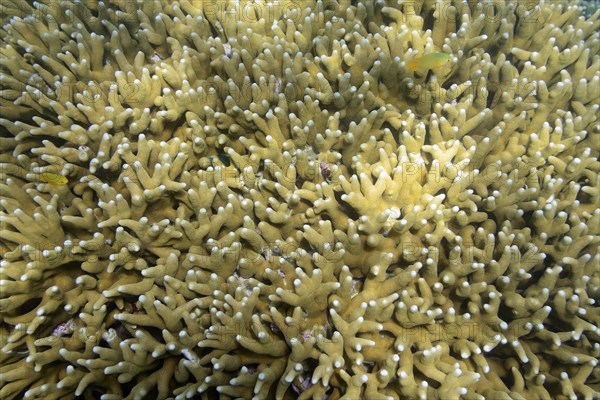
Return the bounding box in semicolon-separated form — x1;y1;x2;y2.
1;0;599;399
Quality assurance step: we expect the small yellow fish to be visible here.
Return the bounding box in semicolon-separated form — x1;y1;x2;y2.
407;52;452;72
39;172;68;185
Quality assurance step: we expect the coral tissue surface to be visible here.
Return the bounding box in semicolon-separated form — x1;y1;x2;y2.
0;0;599;399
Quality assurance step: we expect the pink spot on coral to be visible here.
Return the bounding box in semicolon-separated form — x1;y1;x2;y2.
52;320;76;336
292;374;314;394
319;162;331;179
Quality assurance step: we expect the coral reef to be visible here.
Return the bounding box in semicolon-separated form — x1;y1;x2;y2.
1;0;599;399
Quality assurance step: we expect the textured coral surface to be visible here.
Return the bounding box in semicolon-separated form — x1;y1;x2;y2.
1;0;599;399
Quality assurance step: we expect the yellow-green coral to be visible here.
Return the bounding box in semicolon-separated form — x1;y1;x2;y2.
1;0;599;399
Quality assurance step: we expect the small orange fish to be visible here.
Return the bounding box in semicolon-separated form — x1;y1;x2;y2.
39;172;68;185
407;52;452;72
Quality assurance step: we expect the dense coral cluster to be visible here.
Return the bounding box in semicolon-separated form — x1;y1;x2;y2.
1;0;599;399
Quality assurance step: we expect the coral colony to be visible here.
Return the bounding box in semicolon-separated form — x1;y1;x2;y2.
1;0;599;399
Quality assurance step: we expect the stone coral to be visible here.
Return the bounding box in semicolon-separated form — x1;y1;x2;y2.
1;0;599;399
